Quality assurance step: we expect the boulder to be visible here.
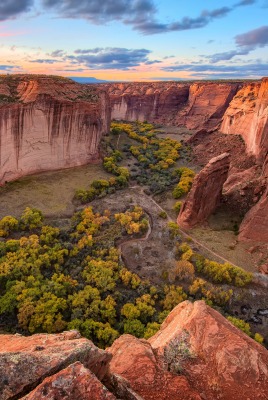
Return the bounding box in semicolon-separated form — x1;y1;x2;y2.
22;361;115;400
149;300;268;400
107;334;201;400
0;330;111;400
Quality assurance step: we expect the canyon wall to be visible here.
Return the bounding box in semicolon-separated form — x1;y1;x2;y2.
220;78;268;164
0;75;110;184
99;81;240;130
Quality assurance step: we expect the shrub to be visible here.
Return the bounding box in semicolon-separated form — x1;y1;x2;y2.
158;211;167;219
0;216;19;237
173;201;182;213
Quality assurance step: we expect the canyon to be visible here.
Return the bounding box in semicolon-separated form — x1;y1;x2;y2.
0;75;268;398
1;301;267;400
0;75;110;184
101;79;268;243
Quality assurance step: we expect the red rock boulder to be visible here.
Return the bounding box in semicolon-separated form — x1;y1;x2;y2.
0;330;110;400
107;334;201;400
22;361;115;400
149;300;268;400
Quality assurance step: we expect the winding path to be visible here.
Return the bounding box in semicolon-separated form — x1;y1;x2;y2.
129;185;239;268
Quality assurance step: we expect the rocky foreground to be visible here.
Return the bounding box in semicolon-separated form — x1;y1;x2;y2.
1;301;267;400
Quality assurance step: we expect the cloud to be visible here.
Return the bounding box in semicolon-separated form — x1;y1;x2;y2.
26;47;156;70
42;0;156;25
0;64;21;71
162;62;268;77
0;0;33;21
30;58;58;64
205;25;268;63
234;0;256;6
41;0;255;35
50;49;66;57
235;25;268;47
66;47;154;70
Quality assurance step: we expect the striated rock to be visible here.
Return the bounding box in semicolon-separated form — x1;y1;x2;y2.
98;82;189;125
99;81;240;130
221;78;268;164
22;361;116;400
0;330;111;400
0;75;110;184
178;153;230;229
107;334;201;400
239;186;268;242
149;300;268;400
180;82;239;130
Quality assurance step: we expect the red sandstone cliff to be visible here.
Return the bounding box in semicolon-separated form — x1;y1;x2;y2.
99;81;240;130
177;153;230;229
220;78;268;163
1;301;267;400
0;75;110;184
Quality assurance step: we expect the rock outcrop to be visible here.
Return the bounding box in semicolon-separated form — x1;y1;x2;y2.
22;362;116;400
1;301;267;400
149;300;268;400
0;75;110;184
177;153;230;229
107;334;201;400
0;330;110;399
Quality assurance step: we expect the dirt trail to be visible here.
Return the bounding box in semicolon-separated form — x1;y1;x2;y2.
129;185;239;268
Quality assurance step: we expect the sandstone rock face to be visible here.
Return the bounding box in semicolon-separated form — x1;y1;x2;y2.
177;153;230;229
22;362;116;400
0;330;110;399
239;185;268;242
107;334;201;400
180;82;239;130
99;81;240;130
221;78;268;163
0;75;110;184
149;300;268;400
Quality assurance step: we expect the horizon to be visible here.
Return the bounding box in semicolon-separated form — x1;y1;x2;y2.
0;0;268;81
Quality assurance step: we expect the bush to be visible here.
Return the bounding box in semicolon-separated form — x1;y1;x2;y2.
173;201;182;213
158;211;167;219
0;216;19;237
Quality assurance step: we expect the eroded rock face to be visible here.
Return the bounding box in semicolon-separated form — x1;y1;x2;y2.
0;75;110;184
221;78;268;163
107;334;201;400
149;300;268;400
22;362;116;400
0;330;110;400
239;186;268;242
177;153;230;229
99;81;240;130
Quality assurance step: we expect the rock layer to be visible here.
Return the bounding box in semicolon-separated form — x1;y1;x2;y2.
0;75;110;184
177;153;230;229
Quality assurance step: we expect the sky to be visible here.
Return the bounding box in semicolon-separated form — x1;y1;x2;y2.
0;0;268;81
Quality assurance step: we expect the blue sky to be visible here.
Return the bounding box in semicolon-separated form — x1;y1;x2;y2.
0;0;268;80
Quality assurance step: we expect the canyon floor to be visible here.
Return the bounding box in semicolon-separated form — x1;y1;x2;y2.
0;124;264;273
